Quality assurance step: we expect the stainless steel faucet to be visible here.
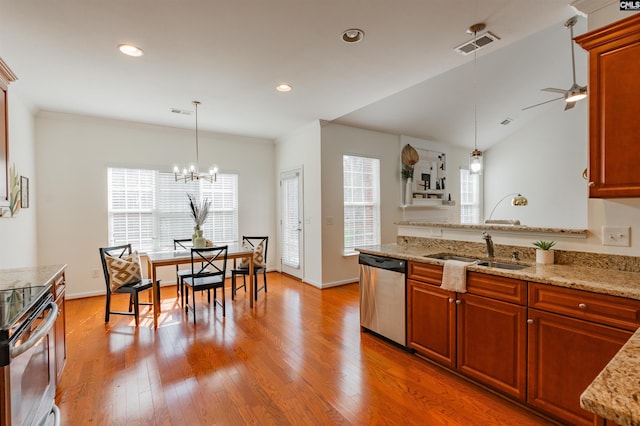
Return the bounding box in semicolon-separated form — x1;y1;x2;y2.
482;231;495;258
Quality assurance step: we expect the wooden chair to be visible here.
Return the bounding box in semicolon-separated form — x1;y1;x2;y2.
183;246;228;323
231;236;268;301
99;244;160;326
174;238;194;298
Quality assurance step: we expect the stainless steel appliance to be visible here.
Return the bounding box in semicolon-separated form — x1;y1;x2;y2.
359;253;407;346
0;283;60;426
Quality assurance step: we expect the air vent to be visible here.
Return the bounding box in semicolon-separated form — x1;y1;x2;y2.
171;108;192;115
454;31;500;55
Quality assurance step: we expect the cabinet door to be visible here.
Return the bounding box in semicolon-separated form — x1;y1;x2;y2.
407;279;456;368
527;308;631;425
54;291;67;385
575;14;640;198
457;293;527;400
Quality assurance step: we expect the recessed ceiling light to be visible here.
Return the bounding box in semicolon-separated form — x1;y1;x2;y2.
276;83;292;92
118;44;144;57
342;28;365;43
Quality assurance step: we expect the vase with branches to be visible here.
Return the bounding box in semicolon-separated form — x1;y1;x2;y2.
187;193;211;247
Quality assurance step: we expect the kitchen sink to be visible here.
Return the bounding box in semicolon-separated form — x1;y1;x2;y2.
425;253;480;263
476;261;529;270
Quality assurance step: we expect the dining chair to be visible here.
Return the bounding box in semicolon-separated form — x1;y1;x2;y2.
99;244;160;326
183;246;228;323
231;236;268;301
174;238;195;298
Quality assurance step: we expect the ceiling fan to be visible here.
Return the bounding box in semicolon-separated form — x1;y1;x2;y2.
522;16;587;111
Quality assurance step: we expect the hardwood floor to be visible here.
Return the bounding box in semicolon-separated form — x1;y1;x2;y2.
57;273;554;425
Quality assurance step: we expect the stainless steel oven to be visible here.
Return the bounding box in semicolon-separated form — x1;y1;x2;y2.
0;286;60;426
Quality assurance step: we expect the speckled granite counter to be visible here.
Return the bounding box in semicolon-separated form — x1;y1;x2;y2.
580;328;640;426
357;243;640;425
357;243;640;300
0;264;67;290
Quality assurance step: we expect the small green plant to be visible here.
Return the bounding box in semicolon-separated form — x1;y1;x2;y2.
533;240;556;250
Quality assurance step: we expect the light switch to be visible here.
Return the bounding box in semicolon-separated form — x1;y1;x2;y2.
602;226;631;247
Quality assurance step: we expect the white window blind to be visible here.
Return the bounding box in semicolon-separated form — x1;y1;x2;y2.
460;167;480;224
281;171;300;268
343;155;380;254
108;168;238;252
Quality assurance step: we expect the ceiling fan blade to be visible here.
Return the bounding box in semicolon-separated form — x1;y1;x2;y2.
542;88;568;95
521;96;564;111
564;101;576;111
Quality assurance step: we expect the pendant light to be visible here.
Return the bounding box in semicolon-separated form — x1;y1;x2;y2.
469;23;484;175
173;101;218;183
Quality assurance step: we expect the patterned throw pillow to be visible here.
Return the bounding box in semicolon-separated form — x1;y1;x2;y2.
105;251;142;291
238;239;266;269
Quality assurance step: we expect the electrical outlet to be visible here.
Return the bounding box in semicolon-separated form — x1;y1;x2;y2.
602;226;631;247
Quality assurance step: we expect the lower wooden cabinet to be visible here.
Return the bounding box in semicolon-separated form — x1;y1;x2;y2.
457;293;527;400
406;261;639;425
527;308;631;426
52;271;67;384
407;279;456;368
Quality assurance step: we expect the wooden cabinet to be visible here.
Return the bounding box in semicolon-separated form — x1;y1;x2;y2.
457;292;527;400
575;14;640;198
51;271;67;384
407;263;527;399
407;278;456;367
527;283;639;425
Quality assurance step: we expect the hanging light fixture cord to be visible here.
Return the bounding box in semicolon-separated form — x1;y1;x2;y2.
173;100;218;183
194;100;200;170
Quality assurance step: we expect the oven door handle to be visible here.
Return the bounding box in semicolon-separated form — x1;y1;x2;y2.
10;301;58;358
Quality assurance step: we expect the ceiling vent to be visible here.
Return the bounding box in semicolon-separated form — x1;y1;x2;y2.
454;31;500;55
171;108;192;115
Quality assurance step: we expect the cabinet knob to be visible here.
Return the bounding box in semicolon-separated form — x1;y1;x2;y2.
455;299;461;305
578;303;587;310
527;319;534;324
448;298;455;303
588;181;595;187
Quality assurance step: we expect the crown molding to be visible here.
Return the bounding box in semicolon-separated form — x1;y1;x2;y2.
0;58;18;90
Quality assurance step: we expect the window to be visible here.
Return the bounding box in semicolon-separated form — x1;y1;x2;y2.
460;167;480;224
343;155;380;254
108;167;238;252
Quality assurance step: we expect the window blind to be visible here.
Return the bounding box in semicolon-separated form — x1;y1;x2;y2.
460;167;480;224
281;171;300;268
108;168;238;252
343;155;380;253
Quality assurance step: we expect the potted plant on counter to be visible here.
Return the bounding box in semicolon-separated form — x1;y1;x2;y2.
188;193;211;248
533;240;556;264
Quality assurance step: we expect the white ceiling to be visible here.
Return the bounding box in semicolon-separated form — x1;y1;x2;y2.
0;0;585;150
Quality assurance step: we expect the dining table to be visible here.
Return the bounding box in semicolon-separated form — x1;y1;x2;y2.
143;242;255;328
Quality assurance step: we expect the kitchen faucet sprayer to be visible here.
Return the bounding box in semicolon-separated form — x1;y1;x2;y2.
482;231;495;259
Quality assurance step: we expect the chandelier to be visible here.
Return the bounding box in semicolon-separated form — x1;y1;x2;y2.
173;100;218;183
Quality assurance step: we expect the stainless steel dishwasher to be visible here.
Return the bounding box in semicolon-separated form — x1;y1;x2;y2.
359;253;407;346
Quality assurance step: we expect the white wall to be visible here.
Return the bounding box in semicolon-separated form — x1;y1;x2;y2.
319;123;401;287
275;121;322;286
36;111;276;298
484;101;588;228
0;87;37;268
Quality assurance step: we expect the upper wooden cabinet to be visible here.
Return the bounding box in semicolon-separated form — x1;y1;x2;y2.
576;14;640;198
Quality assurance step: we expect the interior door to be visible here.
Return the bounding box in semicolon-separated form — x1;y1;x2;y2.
280;168;303;279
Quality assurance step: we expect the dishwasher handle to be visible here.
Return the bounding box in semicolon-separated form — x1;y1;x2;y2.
358;254;406;274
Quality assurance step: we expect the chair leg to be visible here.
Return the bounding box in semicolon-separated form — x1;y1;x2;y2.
192;288;196;324
129;294;134;312
254;272;258;301
221;285;225;317
133;293;140;327
231;272;236;300
105;293;111;322
180;278;185;307
263;271;267;293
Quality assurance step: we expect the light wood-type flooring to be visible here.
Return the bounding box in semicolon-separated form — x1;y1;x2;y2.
56;273;555;425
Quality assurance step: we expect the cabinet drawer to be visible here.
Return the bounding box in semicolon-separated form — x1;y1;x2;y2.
408;262;443;286
528;283;640;331
53;272;66;298
467;272;526;305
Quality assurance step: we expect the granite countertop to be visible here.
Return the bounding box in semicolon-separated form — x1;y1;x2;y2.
580;327;640;426
357;244;640;300
357;243;640;425
0;264;67;290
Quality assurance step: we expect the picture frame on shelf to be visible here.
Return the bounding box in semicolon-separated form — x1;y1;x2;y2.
20;176;29;208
